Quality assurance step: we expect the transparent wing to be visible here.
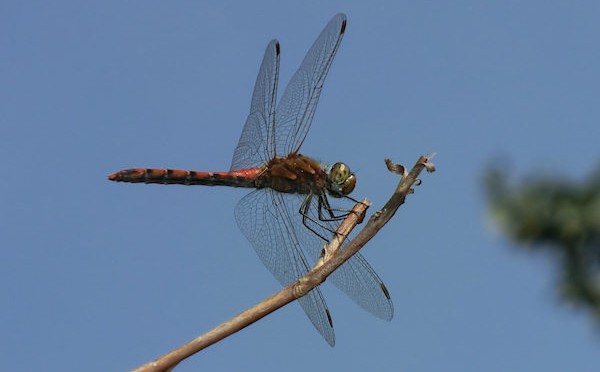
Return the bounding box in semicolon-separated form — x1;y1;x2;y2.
235;189;335;346
300;194;394;321
275;13;346;157
230;40;280;171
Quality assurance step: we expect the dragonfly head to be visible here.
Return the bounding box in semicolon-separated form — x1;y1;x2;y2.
327;162;356;197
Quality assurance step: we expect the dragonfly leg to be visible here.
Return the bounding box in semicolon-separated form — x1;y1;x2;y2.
299;193;337;241
319;194;369;221
298;192;362;244
317;193;351;222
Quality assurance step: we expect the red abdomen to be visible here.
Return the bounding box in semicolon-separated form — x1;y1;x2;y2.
108;167;262;188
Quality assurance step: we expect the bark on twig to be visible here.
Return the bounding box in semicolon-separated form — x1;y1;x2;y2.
132;155;434;372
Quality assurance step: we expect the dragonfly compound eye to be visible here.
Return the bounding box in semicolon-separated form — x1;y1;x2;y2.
329;162;356;195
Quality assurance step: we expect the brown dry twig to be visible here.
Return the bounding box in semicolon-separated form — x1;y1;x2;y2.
132;154;434;372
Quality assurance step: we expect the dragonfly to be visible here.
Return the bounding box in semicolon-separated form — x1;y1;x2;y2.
109;13;393;346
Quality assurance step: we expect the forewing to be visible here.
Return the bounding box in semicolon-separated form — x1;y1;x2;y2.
275;13;346;157
235;190;335;346
231;40;280;171
299;195;394;321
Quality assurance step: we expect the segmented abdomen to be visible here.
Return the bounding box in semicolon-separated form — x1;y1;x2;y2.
108;167;262;188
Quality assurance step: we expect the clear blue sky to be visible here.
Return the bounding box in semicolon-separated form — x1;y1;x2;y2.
2;1;600;371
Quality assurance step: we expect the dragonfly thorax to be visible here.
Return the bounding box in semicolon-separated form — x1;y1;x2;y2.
257;156;356;198
257;155;330;195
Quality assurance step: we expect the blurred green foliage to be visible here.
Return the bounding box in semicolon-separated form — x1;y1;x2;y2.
485;167;600;322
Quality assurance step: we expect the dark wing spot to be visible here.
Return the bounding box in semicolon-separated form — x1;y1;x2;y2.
380;283;391;300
